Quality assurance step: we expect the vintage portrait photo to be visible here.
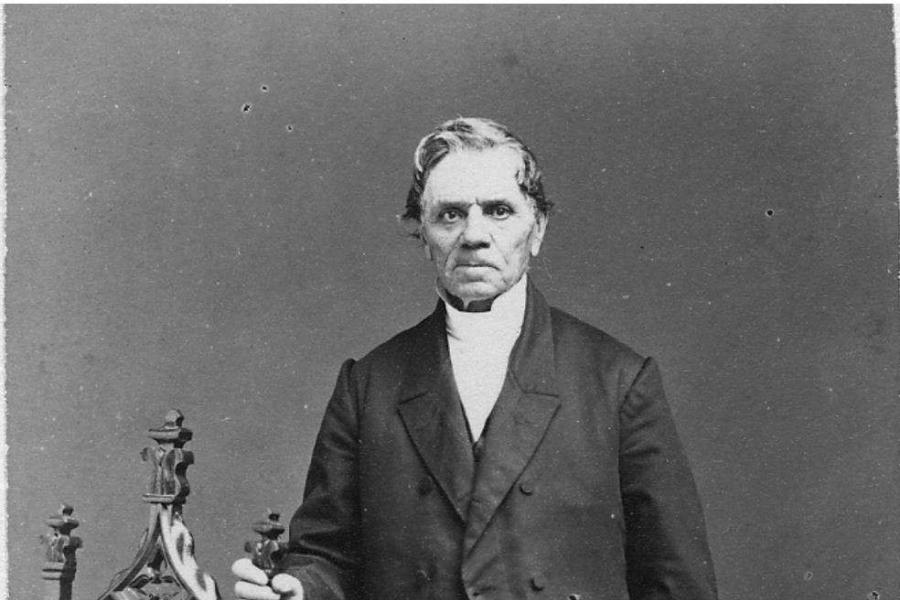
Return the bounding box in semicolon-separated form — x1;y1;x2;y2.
5;6;898;600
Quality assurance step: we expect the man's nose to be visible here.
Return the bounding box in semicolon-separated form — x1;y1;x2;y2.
459;211;491;247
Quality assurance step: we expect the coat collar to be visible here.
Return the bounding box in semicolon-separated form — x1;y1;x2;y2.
396;307;474;522
396;280;561;535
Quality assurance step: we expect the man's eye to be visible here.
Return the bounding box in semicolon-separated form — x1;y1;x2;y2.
486;205;512;219
439;209;463;223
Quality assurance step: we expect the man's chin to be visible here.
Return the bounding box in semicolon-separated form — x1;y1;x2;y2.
445;282;503;303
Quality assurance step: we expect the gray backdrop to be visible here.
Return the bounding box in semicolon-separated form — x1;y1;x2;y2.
6;6;899;600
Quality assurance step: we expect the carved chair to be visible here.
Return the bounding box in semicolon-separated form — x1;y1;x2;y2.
39;410;286;600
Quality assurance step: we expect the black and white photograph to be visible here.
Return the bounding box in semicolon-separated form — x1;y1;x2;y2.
5;6;898;600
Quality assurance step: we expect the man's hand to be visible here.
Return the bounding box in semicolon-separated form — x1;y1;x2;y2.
232;558;304;600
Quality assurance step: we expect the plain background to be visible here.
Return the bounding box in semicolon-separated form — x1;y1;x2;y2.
6;6;898;600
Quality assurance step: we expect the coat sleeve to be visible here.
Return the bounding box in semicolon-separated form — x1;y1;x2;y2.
618;357;718;600
278;359;361;600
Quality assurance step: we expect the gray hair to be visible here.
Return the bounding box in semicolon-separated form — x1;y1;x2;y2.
402;117;551;222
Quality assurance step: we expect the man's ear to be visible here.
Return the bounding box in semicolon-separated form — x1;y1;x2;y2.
530;214;548;257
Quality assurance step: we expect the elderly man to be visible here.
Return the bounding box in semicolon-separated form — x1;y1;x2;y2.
233;118;717;600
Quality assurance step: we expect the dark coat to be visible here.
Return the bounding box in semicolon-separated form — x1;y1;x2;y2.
280;283;717;600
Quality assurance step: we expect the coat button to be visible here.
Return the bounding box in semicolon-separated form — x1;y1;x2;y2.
530;575;546;591
519;481;534;495
417;477;434;495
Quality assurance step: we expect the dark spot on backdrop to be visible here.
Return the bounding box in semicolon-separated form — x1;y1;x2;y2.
6;6;898;599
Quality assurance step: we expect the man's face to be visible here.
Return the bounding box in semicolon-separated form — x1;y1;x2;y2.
419;148;547;304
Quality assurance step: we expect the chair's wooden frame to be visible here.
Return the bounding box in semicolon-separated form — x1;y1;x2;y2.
39;410;285;600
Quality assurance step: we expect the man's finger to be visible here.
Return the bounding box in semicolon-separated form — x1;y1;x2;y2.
231;558;269;586
271;573;304;599
234;581;281;600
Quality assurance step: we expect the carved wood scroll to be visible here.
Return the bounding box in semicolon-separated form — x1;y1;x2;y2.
97;409;220;600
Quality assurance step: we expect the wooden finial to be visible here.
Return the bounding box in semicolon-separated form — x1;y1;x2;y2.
244;510;287;577
141;409;194;504
99;411;220;600
147;408;193;448
40;504;82;600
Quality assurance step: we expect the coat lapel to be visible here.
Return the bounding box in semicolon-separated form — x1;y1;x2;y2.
463;282;561;555
397;302;475;522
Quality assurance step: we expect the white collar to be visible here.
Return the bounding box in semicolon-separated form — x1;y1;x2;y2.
439;275;528;342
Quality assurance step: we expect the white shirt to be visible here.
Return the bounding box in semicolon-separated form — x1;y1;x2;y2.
441;275;528;441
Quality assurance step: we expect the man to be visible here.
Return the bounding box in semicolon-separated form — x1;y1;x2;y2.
233;117;717;600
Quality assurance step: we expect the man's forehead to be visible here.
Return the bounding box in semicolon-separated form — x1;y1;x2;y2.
422;148;524;201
